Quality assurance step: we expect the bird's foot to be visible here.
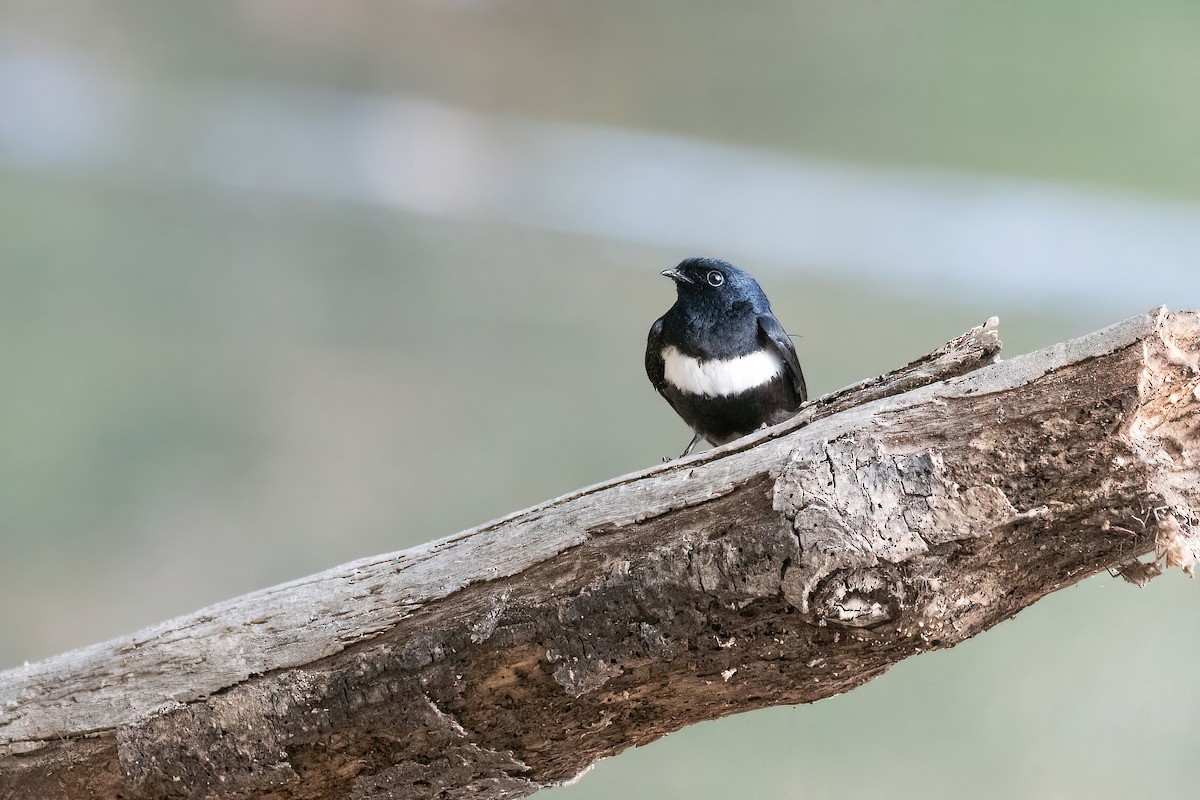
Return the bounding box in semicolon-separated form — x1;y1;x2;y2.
679;432;704;459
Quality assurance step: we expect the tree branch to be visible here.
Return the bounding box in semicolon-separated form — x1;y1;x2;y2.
3;310;1198;800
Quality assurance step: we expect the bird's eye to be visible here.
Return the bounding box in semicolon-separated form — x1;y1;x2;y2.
707;271;724;287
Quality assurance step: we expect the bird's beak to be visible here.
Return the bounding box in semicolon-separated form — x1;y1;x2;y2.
661;268;694;284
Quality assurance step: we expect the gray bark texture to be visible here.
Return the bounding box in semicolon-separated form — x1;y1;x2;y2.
3;309;1200;800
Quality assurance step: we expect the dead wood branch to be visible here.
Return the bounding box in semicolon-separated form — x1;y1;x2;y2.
3;310;1199;800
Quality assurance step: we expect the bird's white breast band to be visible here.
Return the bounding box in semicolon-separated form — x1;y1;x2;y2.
662;345;784;398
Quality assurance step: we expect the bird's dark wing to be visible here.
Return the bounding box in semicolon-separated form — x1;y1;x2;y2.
758;314;808;403
646;317;691;417
645;317;669;395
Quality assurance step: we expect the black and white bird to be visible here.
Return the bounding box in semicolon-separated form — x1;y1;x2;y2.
646;257;807;458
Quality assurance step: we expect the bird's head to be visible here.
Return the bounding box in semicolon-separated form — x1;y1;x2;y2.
661;257;768;313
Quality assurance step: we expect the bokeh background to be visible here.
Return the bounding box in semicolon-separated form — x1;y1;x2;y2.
3;2;1200;797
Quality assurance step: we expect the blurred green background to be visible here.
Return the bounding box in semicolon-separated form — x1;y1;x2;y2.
3;2;1200;798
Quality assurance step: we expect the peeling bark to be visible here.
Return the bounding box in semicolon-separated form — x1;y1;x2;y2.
2;310;1199;800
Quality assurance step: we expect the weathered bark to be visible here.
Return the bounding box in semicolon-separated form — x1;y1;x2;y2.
3;309;1199;800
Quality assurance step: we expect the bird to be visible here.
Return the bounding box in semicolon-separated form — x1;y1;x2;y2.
646;257;807;458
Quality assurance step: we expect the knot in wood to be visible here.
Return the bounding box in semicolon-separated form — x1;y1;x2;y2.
774;435;1012;616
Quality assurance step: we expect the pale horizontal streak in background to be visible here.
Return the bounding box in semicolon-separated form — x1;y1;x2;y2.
3;40;1200;309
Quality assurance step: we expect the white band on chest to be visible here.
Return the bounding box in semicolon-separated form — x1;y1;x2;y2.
662;345;784;398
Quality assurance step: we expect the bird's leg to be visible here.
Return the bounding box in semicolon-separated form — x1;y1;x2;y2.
680;431;704;458
662;431;705;463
